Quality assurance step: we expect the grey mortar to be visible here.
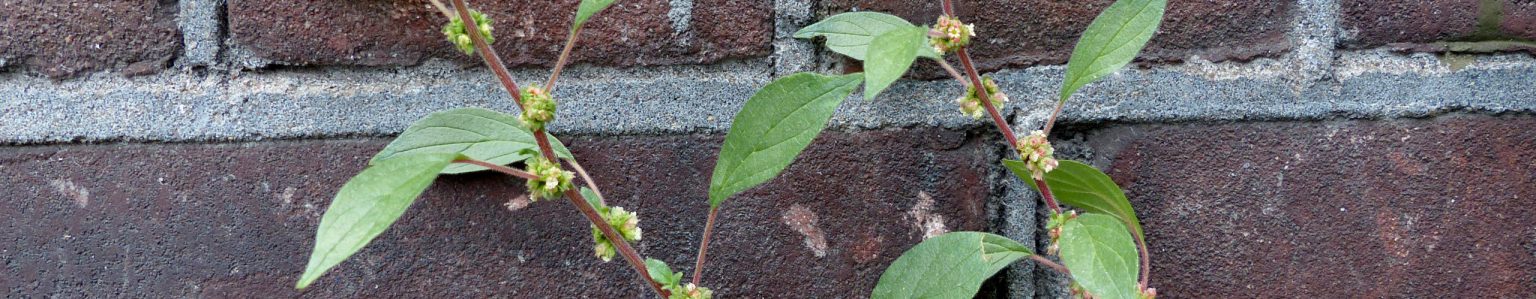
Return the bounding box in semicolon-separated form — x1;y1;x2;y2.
176;0;224;68
668;0;695;48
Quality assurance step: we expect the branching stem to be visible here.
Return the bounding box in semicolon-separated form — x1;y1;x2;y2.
451;0;524;109
1030;255;1071;275
565;157;606;206
546;27;583;92
934;58;970;88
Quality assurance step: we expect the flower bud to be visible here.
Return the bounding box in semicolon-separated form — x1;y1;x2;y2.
519;85;557;131
442;9;495;55
928;15;976;54
954;76;1006;119
666;283;714;299
1015;130;1058;180
523;156;573;201
591;205;642;262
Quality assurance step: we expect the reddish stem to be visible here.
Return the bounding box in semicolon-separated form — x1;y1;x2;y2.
545;27;583;92
1043;100;1066;136
691;206;719;285
1030;255;1070;275
955;48;1018;147
453;159;539;180
941;0;955;16
1133;229;1150;287
563;188;668;295
1032;179;1062;214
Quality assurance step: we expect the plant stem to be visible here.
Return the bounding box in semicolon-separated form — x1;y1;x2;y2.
1042;100;1066;136
428;0;455;20
565;157;606;206
933;58;970;88
564;188;668;296
955;48;1017;147
453;158;540;180
1030;255;1070;275
545;27;583;93
451;1;661;296
1032;179;1062;214
451;0;524;109
691;206;719;285
941;0;955;16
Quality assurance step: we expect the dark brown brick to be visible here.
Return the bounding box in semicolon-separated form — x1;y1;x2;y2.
0;0;181;78
0;129;994;297
1342;0;1536;51
1085;115;1536;297
227;0;772;68
819;0;1292;76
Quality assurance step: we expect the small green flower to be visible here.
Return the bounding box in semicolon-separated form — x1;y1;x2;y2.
523;156;573;201
954;76;1007;119
666;283;714;299
442;9;494;55
591;206;641;262
928;15;975;54
1016;130;1058;180
520;85;557;131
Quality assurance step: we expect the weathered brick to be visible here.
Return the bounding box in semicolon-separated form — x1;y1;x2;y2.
1085;115;1536;297
0;129;995;297
0;0;181;78
819;0;1292;75
227;0;772;68
1341;0;1536;51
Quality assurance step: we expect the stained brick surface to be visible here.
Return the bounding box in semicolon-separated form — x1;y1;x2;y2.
1341;0;1536;50
0;0;181;78
0;129;994;297
1089;115;1536;297
227;0;772;68
819;0;1293;75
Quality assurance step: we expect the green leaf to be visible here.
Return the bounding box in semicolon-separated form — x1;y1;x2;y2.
580;187;605;213
644;258;683;286
296;153;459;289
572;0;617;31
872;232;1033;298
1059;0;1167;102
371;108;572;174
795;12;939;61
864;26;924;101
1006;160;1143;240
707;72;864;207
1058;213;1140;299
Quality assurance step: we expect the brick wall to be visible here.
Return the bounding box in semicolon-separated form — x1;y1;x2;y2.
3;0;1534;298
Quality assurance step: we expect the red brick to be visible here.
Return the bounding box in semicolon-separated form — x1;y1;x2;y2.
1342;0;1536;51
227;0;772;68
820;0;1292;76
1091;115;1536;297
0;0;181;78
0;129;995;297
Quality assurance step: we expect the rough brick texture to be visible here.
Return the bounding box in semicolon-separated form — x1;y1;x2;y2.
1089;115;1536;297
0;129;995;297
227;0;772;68
820;0;1293;75
1341;0;1536;51
0;0;182;78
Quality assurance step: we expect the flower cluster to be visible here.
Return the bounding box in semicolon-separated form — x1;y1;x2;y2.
591;206;642;262
442;9;494;55
1044;210;1075;255
955;76;1008;119
524;156;573;201
666;283;714;299
1016;130;1058;180
520;85;557;131
928;15;975;54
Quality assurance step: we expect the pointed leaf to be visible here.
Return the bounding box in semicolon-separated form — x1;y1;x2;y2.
1006;159;1142;240
644;258;683;286
572;0;617;31
872;232;1033;298
707;73;864;207
371;108;571;174
296;153;459;289
1059;0;1167;102
795;12;939;61
1058;213;1140;299
864;27;924;101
